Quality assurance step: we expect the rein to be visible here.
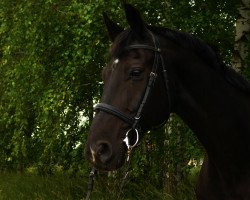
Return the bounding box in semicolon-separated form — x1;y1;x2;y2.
85;168;96;200
85;30;171;199
85;156;133;200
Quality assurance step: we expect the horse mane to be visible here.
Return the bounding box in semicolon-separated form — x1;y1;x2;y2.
148;25;250;94
111;26;250;94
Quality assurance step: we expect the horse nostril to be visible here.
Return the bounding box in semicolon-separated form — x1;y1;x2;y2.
96;142;112;164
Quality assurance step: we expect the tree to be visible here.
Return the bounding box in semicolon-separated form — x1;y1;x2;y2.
232;0;250;77
0;0;108;173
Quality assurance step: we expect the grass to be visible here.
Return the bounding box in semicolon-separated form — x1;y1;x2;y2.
90;177;175;200
0;173;85;200
0;170;197;200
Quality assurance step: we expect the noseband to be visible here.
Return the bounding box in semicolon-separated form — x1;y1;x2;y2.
95;31;170;152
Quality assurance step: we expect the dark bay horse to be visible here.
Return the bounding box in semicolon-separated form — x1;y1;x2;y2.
85;4;250;200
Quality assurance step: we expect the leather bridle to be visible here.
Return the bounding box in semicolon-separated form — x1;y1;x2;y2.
94;30;171;153
85;31;171;200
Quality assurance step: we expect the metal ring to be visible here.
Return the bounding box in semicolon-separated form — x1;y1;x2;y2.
123;128;139;150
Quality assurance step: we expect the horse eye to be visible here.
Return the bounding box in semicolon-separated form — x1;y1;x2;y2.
130;68;143;78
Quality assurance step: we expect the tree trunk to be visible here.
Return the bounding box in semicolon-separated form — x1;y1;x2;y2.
232;0;250;72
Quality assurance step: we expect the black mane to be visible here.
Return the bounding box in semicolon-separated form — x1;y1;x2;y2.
148;26;250;94
111;26;250;94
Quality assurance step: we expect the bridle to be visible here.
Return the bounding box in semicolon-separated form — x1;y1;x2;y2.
85;30;171;200
95;30;171;154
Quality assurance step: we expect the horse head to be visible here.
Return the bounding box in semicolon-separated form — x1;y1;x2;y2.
85;4;171;171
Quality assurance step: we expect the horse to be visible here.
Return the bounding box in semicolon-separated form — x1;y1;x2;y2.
85;4;250;200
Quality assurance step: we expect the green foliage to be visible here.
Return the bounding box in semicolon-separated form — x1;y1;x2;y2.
0;0;108;173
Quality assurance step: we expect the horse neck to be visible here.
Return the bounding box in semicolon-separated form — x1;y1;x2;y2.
170;55;250;161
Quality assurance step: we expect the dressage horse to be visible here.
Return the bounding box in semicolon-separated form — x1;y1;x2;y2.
85;4;250;200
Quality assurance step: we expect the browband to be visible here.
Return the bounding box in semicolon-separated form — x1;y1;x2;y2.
126;44;161;53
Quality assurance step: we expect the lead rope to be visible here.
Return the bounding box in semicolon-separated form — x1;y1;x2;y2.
115;129;139;199
85;152;134;200
116;149;133;200
85;168;96;200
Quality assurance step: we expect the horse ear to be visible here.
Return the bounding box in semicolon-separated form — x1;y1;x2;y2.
124;4;146;37
103;13;123;42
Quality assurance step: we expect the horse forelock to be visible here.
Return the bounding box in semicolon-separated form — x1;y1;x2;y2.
110;29;133;59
